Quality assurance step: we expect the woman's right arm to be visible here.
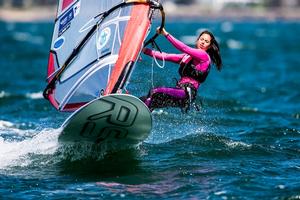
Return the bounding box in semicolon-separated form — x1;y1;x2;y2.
143;48;183;63
159;28;209;62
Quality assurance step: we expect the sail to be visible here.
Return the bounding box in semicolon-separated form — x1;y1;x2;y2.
45;0;153;112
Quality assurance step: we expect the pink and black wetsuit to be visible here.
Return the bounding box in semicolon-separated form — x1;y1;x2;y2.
142;33;211;111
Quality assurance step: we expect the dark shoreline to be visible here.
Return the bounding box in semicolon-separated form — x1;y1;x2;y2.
1;6;300;23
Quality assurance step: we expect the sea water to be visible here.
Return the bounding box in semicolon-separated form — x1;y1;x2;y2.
0;19;300;199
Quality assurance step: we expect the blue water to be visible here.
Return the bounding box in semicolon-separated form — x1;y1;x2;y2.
0;18;300;199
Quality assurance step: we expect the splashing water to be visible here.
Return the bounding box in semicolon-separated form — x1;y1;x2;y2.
0;125;60;169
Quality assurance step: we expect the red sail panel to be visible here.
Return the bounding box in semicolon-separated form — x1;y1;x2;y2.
62;0;74;11
46;52;60;110
104;4;151;95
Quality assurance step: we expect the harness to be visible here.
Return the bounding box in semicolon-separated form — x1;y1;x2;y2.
176;82;201;112
176;55;209;112
178;56;209;83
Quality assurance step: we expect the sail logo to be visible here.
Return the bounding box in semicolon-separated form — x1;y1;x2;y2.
58;8;74;36
79;97;139;143
97;27;111;50
53;37;65;50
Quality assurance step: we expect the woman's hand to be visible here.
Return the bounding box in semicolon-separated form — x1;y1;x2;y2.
156;27;168;36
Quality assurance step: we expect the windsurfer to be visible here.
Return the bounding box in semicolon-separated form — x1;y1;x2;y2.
141;28;222;111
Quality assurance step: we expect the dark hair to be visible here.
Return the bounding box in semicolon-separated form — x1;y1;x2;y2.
197;30;222;71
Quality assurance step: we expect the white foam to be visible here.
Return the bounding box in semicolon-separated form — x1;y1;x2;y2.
0;91;10;98
0;120;30;135
214;190;227;195
227;39;243;50
25;92;43;99
0;120;118;166
12;32;44;45
221;21;233;33
0;120;14;128
225;140;252;149
0;128;60;168
152;109;168;116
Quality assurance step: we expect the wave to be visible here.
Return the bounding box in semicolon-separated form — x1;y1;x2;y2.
164;133;252;150
25;92;43;99
0;120;14;129
0;125;60;169
12;32;45;45
0;91;10;98
221;21;234;33
226;39;243;50
0;120;143;169
146;127;300;161
0;90;43;100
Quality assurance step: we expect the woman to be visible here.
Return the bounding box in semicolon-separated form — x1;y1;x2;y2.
141;28;222;112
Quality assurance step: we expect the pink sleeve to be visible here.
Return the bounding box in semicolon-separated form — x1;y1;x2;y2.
166;34;209;62
143;48;184;63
